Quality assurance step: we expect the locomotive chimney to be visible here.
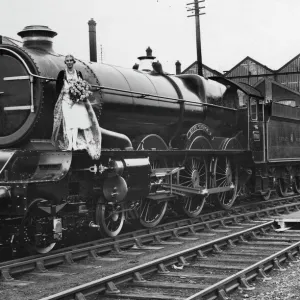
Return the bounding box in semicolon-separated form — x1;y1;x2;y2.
137;47;156;72
146;47;152;57
88;18;97;62
175;61;181;75
17;25;57;52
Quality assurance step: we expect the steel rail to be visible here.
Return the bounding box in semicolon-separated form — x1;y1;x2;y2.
186;239;300;299
0;194;292;266
39;221;276;300
1;200;299;282
0;194;289;267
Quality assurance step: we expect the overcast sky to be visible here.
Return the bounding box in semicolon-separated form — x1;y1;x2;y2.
1;0;299;74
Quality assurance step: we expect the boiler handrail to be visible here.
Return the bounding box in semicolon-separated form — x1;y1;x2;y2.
92;84;237;111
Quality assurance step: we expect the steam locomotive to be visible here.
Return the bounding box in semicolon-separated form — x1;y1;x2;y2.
1;24;300;254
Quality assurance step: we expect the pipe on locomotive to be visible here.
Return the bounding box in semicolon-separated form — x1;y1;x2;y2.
100;127;133;150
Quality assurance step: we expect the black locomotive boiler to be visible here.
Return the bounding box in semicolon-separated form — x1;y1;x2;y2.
1;25;300;254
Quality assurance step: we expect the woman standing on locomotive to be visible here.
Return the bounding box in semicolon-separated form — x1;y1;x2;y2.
51;54;102;159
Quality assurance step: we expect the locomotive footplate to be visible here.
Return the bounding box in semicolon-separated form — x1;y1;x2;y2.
101;149;253;168
101;149;251;157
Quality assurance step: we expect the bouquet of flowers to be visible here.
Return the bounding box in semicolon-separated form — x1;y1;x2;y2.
68;79;92;103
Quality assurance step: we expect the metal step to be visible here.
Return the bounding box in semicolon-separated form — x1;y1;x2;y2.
146;193;177;202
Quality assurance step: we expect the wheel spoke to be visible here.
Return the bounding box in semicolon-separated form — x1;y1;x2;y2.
180;175;192;179
217;178;227;187
216;176;228;183
180;179;192;185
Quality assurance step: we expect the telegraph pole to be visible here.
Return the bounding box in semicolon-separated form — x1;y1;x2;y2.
187;0;206;76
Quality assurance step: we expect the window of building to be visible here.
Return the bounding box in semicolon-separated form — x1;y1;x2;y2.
250;98;258;120
276;99;296;107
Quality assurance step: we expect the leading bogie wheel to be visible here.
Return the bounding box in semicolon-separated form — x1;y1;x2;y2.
20;198;57;254
95;203;125;237
139;197;168;228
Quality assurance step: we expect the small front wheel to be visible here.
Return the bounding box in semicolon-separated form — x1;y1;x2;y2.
20;198;57;254
95;203;125;237
139;198;168;228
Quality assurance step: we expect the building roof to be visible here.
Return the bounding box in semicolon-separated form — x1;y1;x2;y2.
276;53;300;72
181;61;223;76
224;56;274;76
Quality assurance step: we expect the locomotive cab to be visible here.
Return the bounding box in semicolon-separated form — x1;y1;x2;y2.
248;96;266;163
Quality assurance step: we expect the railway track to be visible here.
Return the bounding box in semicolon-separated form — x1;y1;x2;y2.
1;194;297;263
0;196;300;299
0;196;298;280
39;221;300;300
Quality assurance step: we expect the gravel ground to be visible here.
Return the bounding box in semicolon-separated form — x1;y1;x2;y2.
0;231;224;300
229;259;300;300
1;224;299;300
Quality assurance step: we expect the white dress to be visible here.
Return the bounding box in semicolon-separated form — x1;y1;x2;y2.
62;69;92;130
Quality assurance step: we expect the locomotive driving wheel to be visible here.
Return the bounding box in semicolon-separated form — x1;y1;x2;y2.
293;176;300;194
20;198;56;254
95;202;125;237
212;156;238;210
137;134;168;228
139;156;168;228
177;135;211;217
276;177;289;197
261;189;272;201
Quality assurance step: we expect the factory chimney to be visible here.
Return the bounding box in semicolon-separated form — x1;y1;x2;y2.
88;18;97;62
175;61;181;75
